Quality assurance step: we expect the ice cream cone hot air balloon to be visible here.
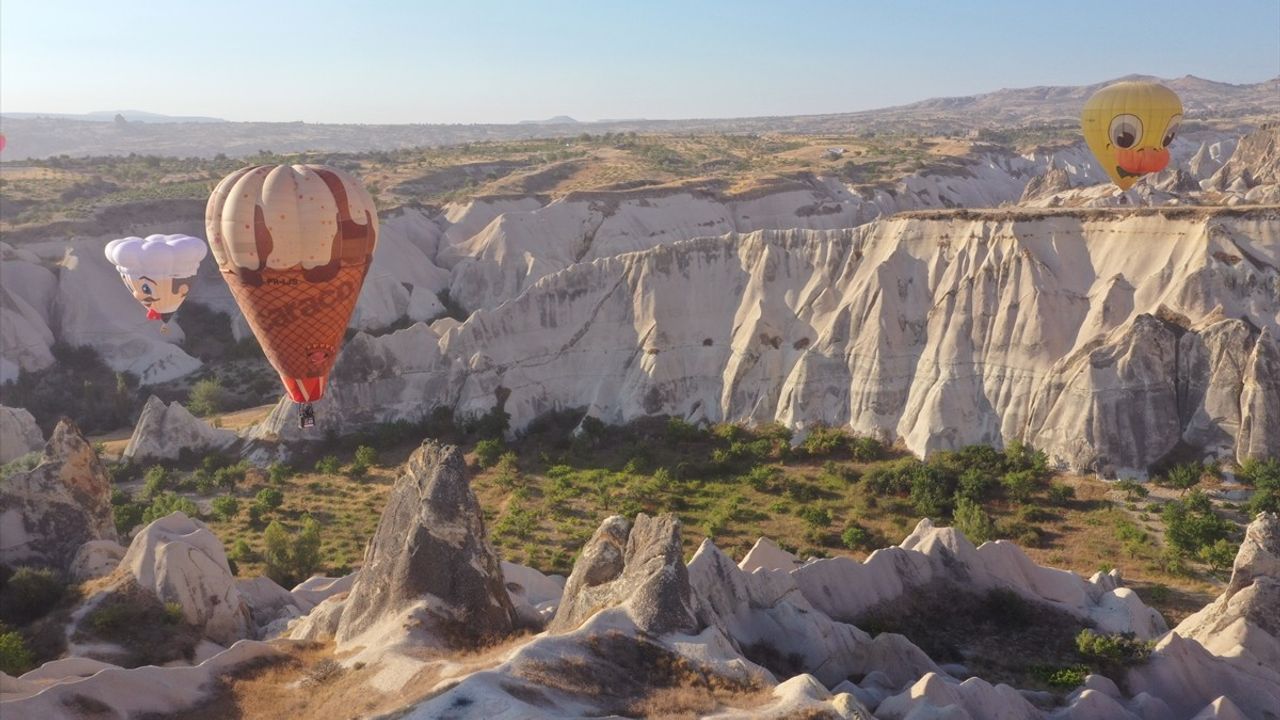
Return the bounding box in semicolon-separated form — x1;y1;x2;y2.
1081;81;1183;191
104;234;207;332
205;164;378;427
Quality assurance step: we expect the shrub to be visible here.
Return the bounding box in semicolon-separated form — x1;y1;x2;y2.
263;521;291;584
1005;440;1049;477
1075;629;1153;667
142;493;198;524
0;452;42;481
292;515;322;581
254;487;284;512
841;524;873;551
0;567;65;625
1238;458;1280;516
475;439;504;468
1001;469;1040;503
1047;481;1075;504
210;495;240;522
0;628;34;676
1197;538;1237;574
187;377;226;417
352;445;378;470
114;502;145;536
314;455;341;475
268;462;293;485
141;465;169;499
909;465;954;518
1159;463;1202;494
802;425;849;457
1032;664;1089;689
1162;490;1232;555
850;436;885;462
796;506;832;528
745;464;781;492
213;461;249;490
228;538;254;563
665;417;702;442
953;497;995;544
955;469;997;503
493;452;522;490
1115;479;1149;502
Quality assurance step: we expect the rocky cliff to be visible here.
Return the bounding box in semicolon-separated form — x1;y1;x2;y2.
263;206;1279;473
0;419;118;572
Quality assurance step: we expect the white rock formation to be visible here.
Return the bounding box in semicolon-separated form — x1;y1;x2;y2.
122;395;236;462
0;419;118;572
110;512;251;645
794;519;1166;639
260;207;1279;473
0;640;281;717
69;539;127;581
0;405;43;464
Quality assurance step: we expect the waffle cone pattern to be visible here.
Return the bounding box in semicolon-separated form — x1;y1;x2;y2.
206;164;380;403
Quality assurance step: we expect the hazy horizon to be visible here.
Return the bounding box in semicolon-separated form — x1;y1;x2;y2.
2;0;1278;125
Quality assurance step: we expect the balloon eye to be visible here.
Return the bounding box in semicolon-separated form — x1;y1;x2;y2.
1108;114;1143;149
1162;115;1182;148
142;284;152;294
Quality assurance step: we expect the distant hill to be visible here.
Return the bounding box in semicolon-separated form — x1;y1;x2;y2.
1;75;1274;160
518;115;580;125
1;110;225;123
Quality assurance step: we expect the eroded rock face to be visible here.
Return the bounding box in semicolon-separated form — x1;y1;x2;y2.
112;512;251;645
0;405;43;464
334;441;516;646
0;419;117;572
255;208;1280;474
1174;512;1280;668
123;396;236;463
549;513;699;636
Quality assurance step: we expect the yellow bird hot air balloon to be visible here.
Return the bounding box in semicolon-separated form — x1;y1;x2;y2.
1081;81;1184;191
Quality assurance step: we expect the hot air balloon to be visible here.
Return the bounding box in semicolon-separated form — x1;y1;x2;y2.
1081;81;1183;191
104;234;208;332
205;164;378;428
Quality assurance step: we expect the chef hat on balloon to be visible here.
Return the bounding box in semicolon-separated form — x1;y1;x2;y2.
104;234;208;279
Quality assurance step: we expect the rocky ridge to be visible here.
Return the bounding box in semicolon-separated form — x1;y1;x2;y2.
260;206;1280;473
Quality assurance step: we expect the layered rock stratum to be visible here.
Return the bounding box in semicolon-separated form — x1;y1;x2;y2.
0;419;117;572
265;206;1279;474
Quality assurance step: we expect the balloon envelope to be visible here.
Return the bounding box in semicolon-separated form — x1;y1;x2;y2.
104;234;207;321
1081;81;1183;191
205;164;379;403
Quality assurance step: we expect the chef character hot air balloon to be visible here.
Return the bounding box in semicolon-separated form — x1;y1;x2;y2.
1081;80;1183;191
104;234;208;332
205;164;378;428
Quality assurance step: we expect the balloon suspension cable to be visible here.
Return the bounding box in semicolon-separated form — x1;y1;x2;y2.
298;402;317;430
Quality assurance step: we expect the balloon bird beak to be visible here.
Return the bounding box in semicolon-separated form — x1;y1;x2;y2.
1115;147;1170;176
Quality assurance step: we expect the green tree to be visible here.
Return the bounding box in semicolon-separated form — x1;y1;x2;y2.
292;515;323;581
263;521;291;584
474;439;504;468
142;493;198;524
1198;538;1237;574
187;377;226;417
254;487;284;512
210;495;240;522
1162;490;1232;555
0;628;34;676
141;465;169;499
953;497;995;544
314;455;341;475
1160;464;1202;495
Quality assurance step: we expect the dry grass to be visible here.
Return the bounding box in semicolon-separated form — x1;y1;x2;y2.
514;630;772;718
162;640;394;720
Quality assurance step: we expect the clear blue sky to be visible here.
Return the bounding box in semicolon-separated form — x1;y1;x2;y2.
2;0;1277;124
